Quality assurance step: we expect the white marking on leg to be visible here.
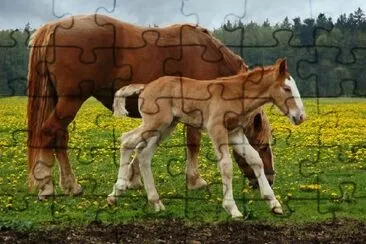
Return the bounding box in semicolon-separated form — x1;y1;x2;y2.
137;135;165;212
35;150;55;199
126;156;142;189
108;129;142;204
218;153;243;218
231;131;282;214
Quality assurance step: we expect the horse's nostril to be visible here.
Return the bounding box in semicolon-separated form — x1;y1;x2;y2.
292;116;297;123
249;179;259;189
300;113;306;122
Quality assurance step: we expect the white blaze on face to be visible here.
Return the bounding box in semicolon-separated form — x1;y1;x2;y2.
285;76;305;122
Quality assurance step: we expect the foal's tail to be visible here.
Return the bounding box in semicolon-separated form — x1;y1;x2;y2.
113;84;145;117
27;24;55;188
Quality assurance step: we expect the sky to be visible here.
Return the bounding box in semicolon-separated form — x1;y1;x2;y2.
0;0;364;30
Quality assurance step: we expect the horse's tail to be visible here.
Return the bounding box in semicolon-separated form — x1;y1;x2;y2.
113;84;145;117
27;24;55;188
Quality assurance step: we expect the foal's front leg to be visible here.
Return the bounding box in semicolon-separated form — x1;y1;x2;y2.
229;129;282;215
208;127;242;218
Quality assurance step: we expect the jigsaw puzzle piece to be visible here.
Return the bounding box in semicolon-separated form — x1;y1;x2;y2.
52;0;116;18
315;175;366;219
50;15;117;65
0;29;29;97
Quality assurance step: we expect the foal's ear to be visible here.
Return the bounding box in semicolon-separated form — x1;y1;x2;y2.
275;58;288;81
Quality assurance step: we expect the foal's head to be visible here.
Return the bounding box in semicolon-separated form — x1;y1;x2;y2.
267;58;306;125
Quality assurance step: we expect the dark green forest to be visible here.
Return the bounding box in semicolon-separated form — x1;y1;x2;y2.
0;8;365;97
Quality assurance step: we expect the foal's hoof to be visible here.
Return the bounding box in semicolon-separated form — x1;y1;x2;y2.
153;200;165;212
38;194;53;201
271;206;283;215
107;196;117;206
127;179;143;189
231;211;244;219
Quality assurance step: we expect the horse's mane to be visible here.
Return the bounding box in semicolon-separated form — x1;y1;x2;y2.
197;28;248;74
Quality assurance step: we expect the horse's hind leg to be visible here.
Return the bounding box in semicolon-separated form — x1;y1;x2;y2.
229;129;282;215
32;148;55;200
51;98;84;196
33;97;84;199
185;127;208;189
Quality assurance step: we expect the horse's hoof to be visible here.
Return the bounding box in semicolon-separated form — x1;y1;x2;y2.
73;185;83;196
187;177;208;190
272;206;283;215
107;196;117;205
71;184;83;196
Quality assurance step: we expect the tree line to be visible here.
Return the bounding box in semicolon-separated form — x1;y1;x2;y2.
1;8;365;97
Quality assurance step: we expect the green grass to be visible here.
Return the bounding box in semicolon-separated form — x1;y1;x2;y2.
0;97;365;229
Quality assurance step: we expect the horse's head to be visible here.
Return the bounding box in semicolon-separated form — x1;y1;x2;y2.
269;58;306;125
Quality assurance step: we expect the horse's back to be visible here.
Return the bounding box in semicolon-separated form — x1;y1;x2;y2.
30;14;245;111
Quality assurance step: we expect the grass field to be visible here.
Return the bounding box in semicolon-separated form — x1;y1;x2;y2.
0;97;365;229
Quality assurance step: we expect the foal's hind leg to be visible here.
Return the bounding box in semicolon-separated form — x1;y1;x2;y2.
126;156;143;189
107;127;143;204
185;127;208;190
128;126;209;190
136;134;165;211
137;123;177;211
126;122;179;189
229;129;282;215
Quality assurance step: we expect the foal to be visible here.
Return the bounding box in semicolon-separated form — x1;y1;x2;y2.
108;58;305;218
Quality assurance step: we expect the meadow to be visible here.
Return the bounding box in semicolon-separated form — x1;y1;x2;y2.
0;97;365;229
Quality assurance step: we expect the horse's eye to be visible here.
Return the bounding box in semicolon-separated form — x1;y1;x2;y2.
283;86;291;92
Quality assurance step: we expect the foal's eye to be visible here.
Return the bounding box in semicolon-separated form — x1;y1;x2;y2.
283;86;291;92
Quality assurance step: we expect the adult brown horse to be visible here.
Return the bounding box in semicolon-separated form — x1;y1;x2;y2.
27;14;273;199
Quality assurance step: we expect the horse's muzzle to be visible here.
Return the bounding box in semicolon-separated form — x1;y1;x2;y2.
292;113;306;125
249;175;274;189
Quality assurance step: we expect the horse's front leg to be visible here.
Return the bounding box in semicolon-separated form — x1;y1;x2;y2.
230;129;282;215
185;126;208;189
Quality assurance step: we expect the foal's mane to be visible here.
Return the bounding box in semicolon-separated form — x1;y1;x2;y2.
219;65;275;82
